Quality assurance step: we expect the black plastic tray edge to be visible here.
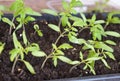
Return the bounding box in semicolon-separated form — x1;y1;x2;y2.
46;73;120;81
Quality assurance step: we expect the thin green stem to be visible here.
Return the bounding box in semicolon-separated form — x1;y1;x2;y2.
11;54;20;75
79;27;89;33
41;31;67;69
9;17;15;35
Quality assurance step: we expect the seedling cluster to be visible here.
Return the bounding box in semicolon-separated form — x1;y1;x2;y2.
0;0;120;76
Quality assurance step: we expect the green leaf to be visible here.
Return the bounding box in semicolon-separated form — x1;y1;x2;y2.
25;7;41;16
58;43;73;50
70;0;82;7
87;64;96;75
9;49;20;61
105;52;115;60
0;42;5;54
61;16;68;27
105;31;120;37
79;52;83;60
86;57;101;61
2;17;15;28
56;50;64;55
53;56;58;67
105;40;116;45
48;24;60;32
52;44;58;51
95;20;105;24
58;56;72;64
110;17;120;24
62;1;69;10
95;42;113;52
70;61;80;65
25;16;35;23
13;32;19;48
80;13;87;22
101;59;111;69
22;30;28;46
32;51;46;57
42;9;58;16
25;43;40;52
73;19;85;27
22;60;36;74
34;24;43;37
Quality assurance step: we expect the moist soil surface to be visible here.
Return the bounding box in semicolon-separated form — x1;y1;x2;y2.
0;14;120;81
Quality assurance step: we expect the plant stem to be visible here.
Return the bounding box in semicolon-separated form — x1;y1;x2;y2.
79;27;89;33
9;17;15;35
11;54;19;75
69;63;81;73
41;31;67;69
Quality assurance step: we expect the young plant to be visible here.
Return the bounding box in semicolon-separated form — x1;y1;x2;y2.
105;11;120;29
41;0;83;68
10;32;46;74
3;0;41;35
2;0;43;75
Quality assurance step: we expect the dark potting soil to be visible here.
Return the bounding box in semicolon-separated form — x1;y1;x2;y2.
0;14;120;81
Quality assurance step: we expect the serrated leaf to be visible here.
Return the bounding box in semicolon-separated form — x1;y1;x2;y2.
42;9;58;16
58;56;72;64
73;19;85;27
105;52;115;60
95;42;113;52
101;59;111;69
58;43;73;50
56;50;64;55
105;31;120;37
22;60;36;74
32;51;46;57
48;24;60;32
105;40;116;45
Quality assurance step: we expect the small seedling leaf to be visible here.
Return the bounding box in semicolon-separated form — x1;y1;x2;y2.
58;56;72;64
101;59;111;69
22;60;36;74
58;43;73;50
53;56;58;67
9;49;20;61
2;17;15;28
105;31;120;37
105;40;116;45
22;30;28;46
48;24;60;32
42;9;58;16
32;51;46;57
95;42;113;52
105;52;115;60
70;61;80;65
